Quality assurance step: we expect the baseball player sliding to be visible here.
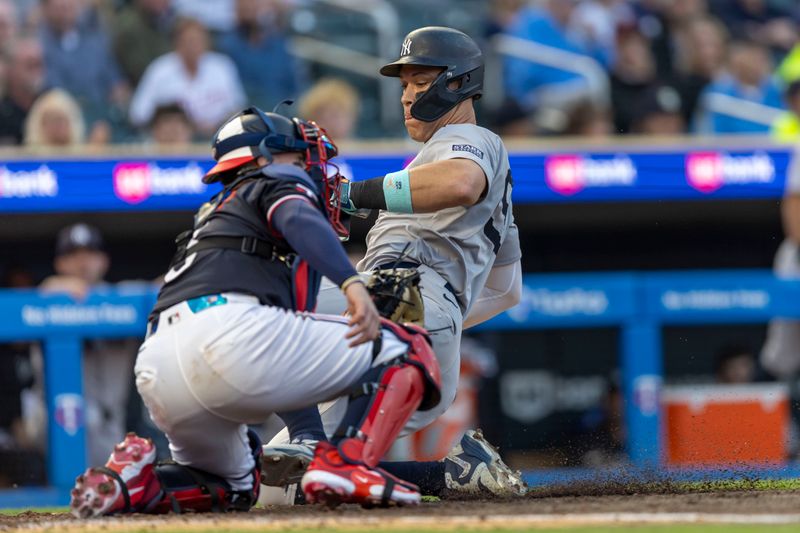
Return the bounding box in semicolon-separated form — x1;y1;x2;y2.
69;108;442;516
264;26;526;500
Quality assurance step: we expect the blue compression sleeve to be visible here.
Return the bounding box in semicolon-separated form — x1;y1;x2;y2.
270;198;357;286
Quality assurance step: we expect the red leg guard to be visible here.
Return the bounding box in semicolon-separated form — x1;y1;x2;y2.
148;429;262;514
71;431;262;517
379;318;441;410
337;320;442;468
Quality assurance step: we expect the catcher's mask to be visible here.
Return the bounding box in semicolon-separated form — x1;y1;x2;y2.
205;106;348;239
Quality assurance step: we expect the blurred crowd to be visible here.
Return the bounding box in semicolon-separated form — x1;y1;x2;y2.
490;0;800;138
2;0;800;148
0;0;307;148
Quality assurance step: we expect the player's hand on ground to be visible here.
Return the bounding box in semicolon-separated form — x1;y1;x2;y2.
344;281;381;347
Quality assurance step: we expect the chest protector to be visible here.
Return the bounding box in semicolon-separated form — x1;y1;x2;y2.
166;172;324;312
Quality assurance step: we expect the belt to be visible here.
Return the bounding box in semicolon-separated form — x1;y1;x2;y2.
146;293;234;339
376;261;459;305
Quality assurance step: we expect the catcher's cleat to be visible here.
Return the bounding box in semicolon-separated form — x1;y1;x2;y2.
443;429;528;498
260;439;316;487
70;432;160;518
301;442;420;508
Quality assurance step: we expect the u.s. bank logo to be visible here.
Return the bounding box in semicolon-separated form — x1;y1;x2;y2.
401;38;412;56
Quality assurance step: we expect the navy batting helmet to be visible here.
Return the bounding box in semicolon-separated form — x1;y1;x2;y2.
380;26;484;122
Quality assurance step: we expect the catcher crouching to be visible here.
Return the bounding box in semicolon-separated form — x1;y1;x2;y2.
69;107;440;516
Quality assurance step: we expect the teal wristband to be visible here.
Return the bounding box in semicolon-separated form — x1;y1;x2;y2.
383;169;413;213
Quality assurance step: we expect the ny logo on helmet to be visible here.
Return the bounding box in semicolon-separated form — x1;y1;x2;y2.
401;38;412;56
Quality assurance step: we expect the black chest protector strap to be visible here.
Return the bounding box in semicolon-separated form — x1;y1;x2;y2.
186;235;290;263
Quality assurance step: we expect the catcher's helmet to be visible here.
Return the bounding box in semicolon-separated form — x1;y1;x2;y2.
205;106;321;183
205;106;349;238
380;26;483;122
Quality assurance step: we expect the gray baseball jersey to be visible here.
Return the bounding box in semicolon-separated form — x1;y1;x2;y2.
359;123;520;315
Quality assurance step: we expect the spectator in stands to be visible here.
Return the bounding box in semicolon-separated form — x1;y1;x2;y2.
693;40;784;134
148;102;194;146
484;0;526;38
489;98;535;138
23;88;85;147
0;37;43;145
298;78;359;141
217;0;304;110
129;17;246;137
298;78;359;180
0;54;6;100
630;84;686;135
173;0;235;32
502;0;608;113
0;0;18;53
112;0;174;86
39;223;139;466
642;0;709;80
39;0;130;122
778;44;800;86
772;81;800;142
714;344;756;384
671;16;729;127
710;0;798;54
564;102;614;137
610;26;660;134
569;0;635;66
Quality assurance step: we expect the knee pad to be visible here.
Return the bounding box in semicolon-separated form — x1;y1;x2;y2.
380;318;441;410
337;363;426;468
334;322;442;468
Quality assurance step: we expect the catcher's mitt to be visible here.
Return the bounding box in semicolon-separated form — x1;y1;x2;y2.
366;268;425;326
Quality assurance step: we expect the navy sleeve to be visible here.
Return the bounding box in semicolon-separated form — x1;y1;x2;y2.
270;198;357;286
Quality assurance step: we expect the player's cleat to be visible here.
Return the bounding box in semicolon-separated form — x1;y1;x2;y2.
301;442;421;508
260;439;316;487
442;429;528;498
70;432;160;518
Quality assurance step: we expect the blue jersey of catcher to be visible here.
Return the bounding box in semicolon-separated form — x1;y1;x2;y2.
153;163;356;317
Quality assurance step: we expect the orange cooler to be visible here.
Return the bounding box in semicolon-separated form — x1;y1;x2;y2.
662;384;789;466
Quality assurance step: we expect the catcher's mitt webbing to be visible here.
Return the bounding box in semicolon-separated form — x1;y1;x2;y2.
366;268;424;326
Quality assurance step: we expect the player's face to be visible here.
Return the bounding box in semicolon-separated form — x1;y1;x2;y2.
399;65;445;142
54;249;109;285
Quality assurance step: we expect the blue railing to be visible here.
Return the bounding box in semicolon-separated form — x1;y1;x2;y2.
1;269;799;507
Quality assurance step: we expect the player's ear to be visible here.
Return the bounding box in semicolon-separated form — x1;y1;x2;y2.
256;156;269;167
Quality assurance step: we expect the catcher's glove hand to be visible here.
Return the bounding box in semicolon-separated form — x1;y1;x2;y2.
366;268;424;326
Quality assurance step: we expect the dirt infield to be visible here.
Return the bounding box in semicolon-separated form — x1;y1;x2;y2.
5;488;800;532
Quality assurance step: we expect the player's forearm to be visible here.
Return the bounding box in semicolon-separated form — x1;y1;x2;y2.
782;194;800;244
463;261;522;329
271;200;357;286
348;160;485;213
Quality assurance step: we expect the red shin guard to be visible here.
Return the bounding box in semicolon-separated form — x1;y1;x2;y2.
337;320;442;468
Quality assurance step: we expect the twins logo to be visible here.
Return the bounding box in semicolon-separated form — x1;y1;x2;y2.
401;38;412;56
54;393;84;436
